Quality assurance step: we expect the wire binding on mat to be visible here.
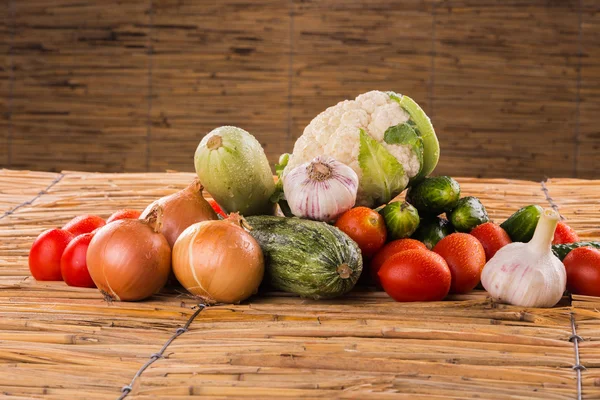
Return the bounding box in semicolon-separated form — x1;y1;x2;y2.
570;312;584;400
569;334;584;343
540;179;563;219
0;173;65;220
116;304;206;400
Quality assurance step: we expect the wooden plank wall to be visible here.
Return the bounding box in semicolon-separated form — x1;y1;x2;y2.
1;0;598;180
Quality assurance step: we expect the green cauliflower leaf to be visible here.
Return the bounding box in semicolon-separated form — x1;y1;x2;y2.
388;92;440;181
358;129;409;207
384;122;424;179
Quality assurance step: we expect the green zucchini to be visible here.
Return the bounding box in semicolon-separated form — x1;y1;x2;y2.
411;217;454;250
449;196;489;232
405;176;460;216
500;205;543;243
552;242;600;261
245;216;363;299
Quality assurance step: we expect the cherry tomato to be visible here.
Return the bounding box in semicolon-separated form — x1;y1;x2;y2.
335;207;387;258
106;209;141;223
63;215;106;236
60;233;96;288
378;249;451;302
209;199;228;218
370;239;427;285
29;229;75;281
470;222;512;261
553;221;580;245
433;233;486;294
564;247;600;296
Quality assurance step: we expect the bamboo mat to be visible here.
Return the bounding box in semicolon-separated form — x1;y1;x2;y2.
0;169;599;399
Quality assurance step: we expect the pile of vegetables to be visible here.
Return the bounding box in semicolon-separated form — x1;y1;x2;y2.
28;91;600;309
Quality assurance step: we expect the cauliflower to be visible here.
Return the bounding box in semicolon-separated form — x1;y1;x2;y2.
284;90;439;207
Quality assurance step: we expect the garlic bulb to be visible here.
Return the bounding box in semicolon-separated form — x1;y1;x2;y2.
284;156;359;222
481;208;566;308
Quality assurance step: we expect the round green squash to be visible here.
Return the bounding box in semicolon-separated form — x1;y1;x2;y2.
194;126;275;216
379;201;420;240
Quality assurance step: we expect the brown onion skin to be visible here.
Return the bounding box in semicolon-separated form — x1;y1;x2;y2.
140;180;218;248
172;216;264;304
87;218;171;301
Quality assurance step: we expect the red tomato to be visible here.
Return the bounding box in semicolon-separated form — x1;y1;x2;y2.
553;221;580;245
433;233;486;294
209;199;228;218
370;239;427;285
564;247;600;296
106;209;141;223
470;222;512;261
378;249;451;302
63;215;106;236
60;233;96;288
335;207;387;258
29;229;75;281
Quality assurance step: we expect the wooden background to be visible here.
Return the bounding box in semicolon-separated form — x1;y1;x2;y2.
0;0;598;180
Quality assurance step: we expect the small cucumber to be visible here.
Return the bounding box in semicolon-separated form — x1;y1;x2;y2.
405;176;460;216
500;205;543;243
411;217;454;250
552;241;600;261
449;196;489;232
245;216;363;299
379;201;420;240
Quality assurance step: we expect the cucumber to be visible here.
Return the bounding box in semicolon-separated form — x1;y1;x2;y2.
500;205;543;243
245;216;363;299
195;126;276;216
379;201;420;240
411;217;454;250
405;176;460;216
552;242;600;261
449;196;489;232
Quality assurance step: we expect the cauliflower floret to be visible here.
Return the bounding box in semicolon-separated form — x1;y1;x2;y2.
285;90;424;206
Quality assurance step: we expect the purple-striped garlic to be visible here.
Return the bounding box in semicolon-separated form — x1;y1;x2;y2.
283;156;359;222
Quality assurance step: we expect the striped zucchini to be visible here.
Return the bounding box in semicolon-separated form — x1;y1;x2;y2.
245;216;362;299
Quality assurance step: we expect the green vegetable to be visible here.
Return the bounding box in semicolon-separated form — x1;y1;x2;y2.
500;205;543;243
552;242;600;261
383;123;424;180
194;126;275;216
405;176;461;216
270;153;293;217
245;216;363;299
449;196;489;232
411;217;454;250
379;201;420;240
358;129;409;207
388;92;440;181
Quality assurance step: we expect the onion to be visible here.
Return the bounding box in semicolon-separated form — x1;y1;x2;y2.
172;214;264;304
87;204;171;301
140;179;218;248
